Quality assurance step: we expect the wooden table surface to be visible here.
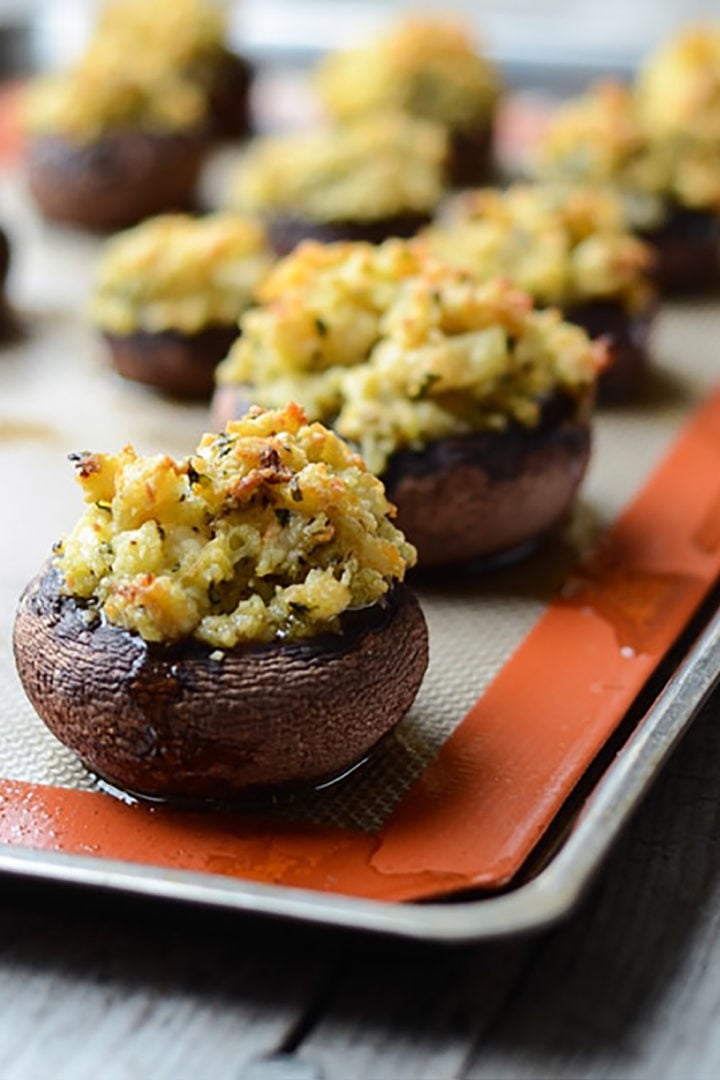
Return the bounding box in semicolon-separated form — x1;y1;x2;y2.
0;681;718;1080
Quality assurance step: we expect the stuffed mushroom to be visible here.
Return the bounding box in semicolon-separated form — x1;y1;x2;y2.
214;242;604;566
228;115;448;256
14;404;428;800
91;213;273;398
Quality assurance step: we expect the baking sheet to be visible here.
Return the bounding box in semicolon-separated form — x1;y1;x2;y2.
2;158;720;921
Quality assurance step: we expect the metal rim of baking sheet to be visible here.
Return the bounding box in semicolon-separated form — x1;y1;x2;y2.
1;601;719;944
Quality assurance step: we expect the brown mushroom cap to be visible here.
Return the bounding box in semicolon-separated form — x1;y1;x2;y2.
564;298;656;404
0;225;12;335
13;564;428;801
264;212;432;257
104;324;239;399
0;225;10;288
27;131;207;232
382;393;592;568
446;120;495;188
210;394;592;568
640;205;720;295
205;50;254;140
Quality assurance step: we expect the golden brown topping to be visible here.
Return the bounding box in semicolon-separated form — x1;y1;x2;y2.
535;83;660;224
91;213;273;336
422;183;654;308
335;275;604;475
637;25;720;141
633;26;720;210
220;242;602;475
94;0;226;75
57;405;415;646
22;0;233;141
228;113;447;222
536;80;720;224
316;16;499;130
217;239;426;419
23;58;205;142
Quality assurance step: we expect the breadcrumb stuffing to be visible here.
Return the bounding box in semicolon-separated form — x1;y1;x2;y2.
94;0;227;73
536;80;720;229
217;241;604;473
217;239;426;419
421;184;654;310
335;275;604;474
316;17;499;130
91;213;273;336
23;0;230;141
637;26;720;142
57;405;415;646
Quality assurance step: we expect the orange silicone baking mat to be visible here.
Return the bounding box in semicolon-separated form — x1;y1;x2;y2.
2;143;720;902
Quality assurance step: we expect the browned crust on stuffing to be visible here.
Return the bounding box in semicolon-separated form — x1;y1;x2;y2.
446;118;495;188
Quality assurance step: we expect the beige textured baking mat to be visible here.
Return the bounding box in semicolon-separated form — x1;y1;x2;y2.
0;171;717;837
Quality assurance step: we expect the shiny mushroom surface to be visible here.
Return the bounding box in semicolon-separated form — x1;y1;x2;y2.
14;566;427;800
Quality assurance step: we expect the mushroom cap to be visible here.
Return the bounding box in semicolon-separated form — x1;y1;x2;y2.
640;206;720;296
564;298;655;404
446;121;494;188
264;212;431;257
210;393;593;568
104;324;238;399
205;49;254;139
383;393;592;567
0;225;10;288
13;564;428;801
27;131;206;232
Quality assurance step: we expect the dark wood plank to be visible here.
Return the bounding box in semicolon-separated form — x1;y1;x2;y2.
0;890;335;1080
294;939;536;1080
288;691;720;1080
461;690;720;1079
2;689;720;1079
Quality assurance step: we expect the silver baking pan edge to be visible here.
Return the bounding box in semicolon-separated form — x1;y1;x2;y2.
1;595;719;943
